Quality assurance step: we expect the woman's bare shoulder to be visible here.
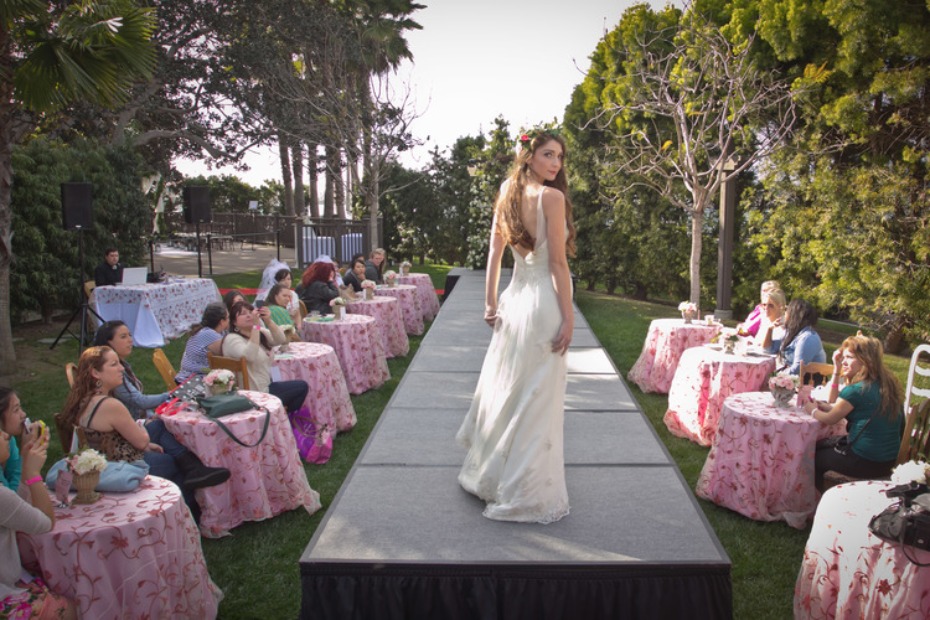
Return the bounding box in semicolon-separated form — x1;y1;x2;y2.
541;186;565;208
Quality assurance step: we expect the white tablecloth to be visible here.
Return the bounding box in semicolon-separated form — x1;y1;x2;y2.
94;278;221;347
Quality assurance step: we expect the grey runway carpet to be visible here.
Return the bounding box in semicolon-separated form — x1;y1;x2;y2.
299;268;731;619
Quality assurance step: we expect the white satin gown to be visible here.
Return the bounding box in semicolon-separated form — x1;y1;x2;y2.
456;190;570;523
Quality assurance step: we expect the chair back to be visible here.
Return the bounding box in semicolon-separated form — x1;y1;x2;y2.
299;300;308;321
897;398;930;464
207;353;251;390
152;348;177;391
904;344;930;416
65;362;77;388
84;280;96;299
799;361;834;387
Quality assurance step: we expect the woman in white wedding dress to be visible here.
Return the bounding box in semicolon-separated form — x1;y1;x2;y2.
456;128;576;523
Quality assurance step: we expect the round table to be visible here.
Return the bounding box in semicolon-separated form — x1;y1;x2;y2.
299;314;390;394
345;296;409;358
18;476;222;618
274;341;357;432
794;481;930;617
397;272;440;321
627;318;721;394
161;390;322;538
695;391;845;529
374;284;424;335
663;345;777;446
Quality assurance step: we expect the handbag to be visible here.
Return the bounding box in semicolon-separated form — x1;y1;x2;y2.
196;392;270;448
818;416;873;456
288;406;332;464
45;458;149;493
868;482;930;565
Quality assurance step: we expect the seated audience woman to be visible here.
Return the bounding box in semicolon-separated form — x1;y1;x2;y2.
265;284;299;340
223;290;247;314
805;335;904;490
1;399;77;619
93;321;171;419
272;268;301;323
365;248;386;284
176;303;229;383
342;257;367;293
221;302;309;413
57;347;230;501
298;262;340;315
756;288;787;352
776;299;826;375
738;280;780;337
0;389;26;490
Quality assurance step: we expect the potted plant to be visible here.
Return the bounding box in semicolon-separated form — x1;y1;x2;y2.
69;448;108;504
384;270;398;287
204;369;236;396
361;279;377;300
330;296;346;319
769;374;799;408
678;301;698;324
400;261;412;276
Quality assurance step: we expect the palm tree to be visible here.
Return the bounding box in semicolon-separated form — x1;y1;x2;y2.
0;0;156;372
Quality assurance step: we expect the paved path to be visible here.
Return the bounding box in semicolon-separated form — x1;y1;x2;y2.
153;243;297;278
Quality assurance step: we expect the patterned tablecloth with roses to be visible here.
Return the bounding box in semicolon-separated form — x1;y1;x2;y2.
94;278;222;347
374;284;424;335
695;391;845;529
18;476;222;618
274;341;357;432
794;480;930;618
663;346;777;446
397;272;440;322
345;296;409;358
299;314;390;394
627;318;721;394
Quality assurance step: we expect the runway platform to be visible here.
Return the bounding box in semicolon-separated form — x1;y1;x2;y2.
299;268;731;619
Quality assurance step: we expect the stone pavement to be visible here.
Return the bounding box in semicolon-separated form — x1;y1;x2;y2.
152;243;297;278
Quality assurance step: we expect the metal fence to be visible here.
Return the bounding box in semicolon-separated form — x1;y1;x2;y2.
162;212;382;265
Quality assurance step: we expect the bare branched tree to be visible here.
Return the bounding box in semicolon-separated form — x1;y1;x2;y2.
593;17;799;307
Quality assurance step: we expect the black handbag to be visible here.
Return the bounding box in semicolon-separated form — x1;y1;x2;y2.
196;392;270;448
868;483;930;565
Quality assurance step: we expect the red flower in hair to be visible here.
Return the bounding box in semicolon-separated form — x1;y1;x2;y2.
520;134;530;142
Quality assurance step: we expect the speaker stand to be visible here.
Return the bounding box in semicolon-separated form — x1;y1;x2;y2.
50;228;104;351
195;220;203;278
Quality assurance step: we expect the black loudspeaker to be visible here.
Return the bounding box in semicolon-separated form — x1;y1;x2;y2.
61;182;93;230
182;186;212;224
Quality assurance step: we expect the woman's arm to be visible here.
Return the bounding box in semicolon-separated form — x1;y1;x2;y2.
804;396;854;426
543;188;573;355
17;433;55;525
484;213;505;327
113;375;168;419
96;398;151;451
1;485;52;533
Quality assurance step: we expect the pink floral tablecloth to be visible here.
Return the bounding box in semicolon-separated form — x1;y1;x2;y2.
161;391;322;538
397;272;440;321
95;278;221;347
627;318;721;394
663;346;777;446
274;341;356;432
695;391;845;529
794;481;930;618
345;297;409;358
299;314;390;394
18;476;222;619
374;284;424;335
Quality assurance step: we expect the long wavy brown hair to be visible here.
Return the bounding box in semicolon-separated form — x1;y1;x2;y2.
56;346;115;451
495;131;576;257
839;334;903;420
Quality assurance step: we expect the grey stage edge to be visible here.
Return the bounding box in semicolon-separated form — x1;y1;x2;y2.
299;268;732;619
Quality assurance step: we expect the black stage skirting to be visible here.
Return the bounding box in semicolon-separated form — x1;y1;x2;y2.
300;561;732;619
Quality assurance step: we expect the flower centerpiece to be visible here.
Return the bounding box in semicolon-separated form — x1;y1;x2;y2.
891;460;930;486
68;448;107;504
678;301;698;323
721;328;740;354
204;369;236;396
769;374;799;408
384;270;398;287
400;261;412;276
361;279;376;300
330;296;346;318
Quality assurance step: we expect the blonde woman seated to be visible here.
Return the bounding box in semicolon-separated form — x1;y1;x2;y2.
755;288;786;352
803;335;904;491
57;347;230;511
737;280;780;337
221;302;308;414
1;389;78;619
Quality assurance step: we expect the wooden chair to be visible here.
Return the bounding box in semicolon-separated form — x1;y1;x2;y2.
84;280;99;332
904;344;930;417
207;353;250;390
800;361;834;387
298;300;308;321
897;398;930;464
65;362;77;388
152;348;177;391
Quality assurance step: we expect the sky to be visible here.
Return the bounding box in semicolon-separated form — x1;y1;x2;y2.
176;0;671;186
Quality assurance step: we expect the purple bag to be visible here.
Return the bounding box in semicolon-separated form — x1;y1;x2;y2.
288;406;333;464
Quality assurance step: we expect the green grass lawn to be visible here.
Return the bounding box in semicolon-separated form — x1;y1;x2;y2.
5;267;911;618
